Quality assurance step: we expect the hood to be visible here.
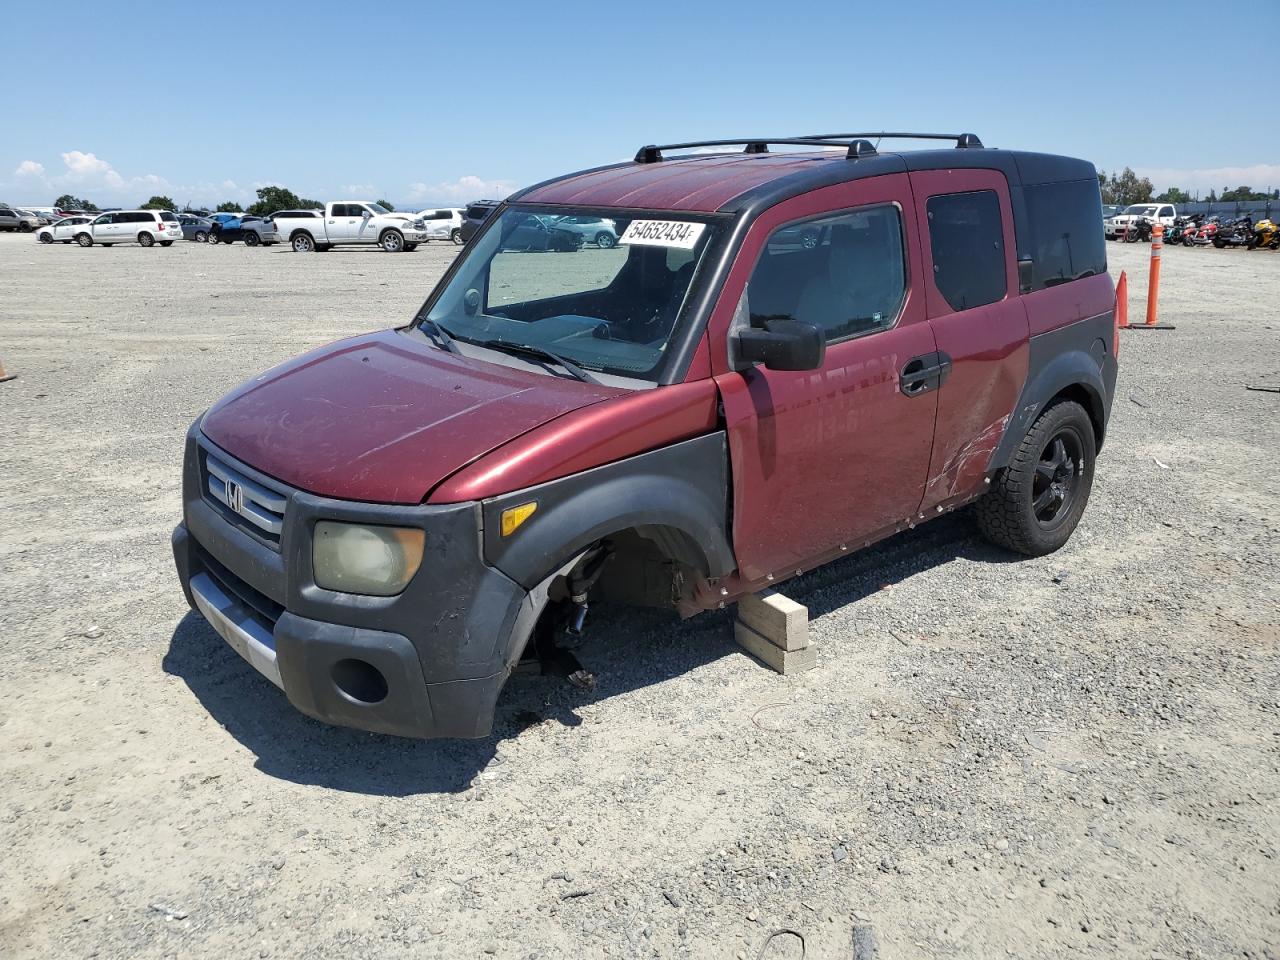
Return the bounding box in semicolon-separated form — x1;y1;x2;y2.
200;330;622;504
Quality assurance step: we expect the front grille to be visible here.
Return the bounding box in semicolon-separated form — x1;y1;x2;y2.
198;546;283;631
201;451;287;549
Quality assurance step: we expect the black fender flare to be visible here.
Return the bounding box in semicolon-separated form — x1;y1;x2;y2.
479;433;735;591
991;314;1115;470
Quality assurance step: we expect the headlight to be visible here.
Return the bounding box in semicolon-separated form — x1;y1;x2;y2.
313;522;425;596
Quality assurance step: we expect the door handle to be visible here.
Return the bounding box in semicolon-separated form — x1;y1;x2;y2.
900;352;953;396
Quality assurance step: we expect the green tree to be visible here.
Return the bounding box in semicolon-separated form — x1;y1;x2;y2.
245;185;321;217
140;195;176;210
1220;185;1270;202
54;193;98;211
1154;187;1192;204
376;198;394;211
215;200;242;213
1098;167;1154;205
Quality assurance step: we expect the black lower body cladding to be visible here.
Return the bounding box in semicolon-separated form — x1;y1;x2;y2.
172;426;533;739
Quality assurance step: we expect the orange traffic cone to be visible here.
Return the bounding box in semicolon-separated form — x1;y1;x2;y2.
1116;271;1129;329
0;357;14;383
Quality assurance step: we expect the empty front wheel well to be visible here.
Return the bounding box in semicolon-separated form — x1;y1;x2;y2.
553;525;711;611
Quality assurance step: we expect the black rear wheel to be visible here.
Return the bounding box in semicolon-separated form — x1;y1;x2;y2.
975;400;1096;556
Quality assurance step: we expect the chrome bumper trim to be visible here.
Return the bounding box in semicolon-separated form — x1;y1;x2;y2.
190;571;283;689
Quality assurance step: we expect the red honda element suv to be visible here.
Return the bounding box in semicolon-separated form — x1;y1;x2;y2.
173;132;1118;738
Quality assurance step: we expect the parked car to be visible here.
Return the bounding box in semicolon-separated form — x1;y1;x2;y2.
71;209;181;247
176;215;214;242
413;207;466;243
501;212;583;251
1105;203;1176;239
274;201;429;252
0;206;40;231
546;215;619;248
35;215;95;243
173;130;1118;740
209;215;278;246
460;200;501;243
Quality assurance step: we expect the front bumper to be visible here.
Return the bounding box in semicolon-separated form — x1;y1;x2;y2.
172;427;536;739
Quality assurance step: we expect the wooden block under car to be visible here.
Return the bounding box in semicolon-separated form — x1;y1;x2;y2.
737;589;809;651
735;619;817;675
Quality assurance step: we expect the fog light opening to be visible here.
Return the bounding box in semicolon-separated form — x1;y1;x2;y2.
331;658;389;705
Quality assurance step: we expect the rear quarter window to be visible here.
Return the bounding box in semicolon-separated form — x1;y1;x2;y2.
160;212;178;222
1022;179;1108;290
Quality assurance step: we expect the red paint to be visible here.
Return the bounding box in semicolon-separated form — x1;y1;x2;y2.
430;378;720;503
706;173;940;581
201;330;621;504
907;169;1029;510
521;152;842;213
1022;272;1115;337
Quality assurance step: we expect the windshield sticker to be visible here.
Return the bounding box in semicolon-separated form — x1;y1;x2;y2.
619;220;706;249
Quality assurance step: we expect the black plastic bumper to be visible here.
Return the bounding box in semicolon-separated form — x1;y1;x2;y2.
172;428;535;739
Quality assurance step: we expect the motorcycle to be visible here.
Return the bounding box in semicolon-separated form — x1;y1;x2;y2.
1165;215;1201;246
1122;216;1155;242
1212;215;1253;249
1187;215;1222;247
1249;217;1280;250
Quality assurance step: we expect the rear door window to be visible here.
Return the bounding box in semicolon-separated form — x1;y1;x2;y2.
748;204;907;343
926;191;1007;311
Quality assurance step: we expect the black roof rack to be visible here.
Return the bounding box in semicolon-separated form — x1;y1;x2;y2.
633;132;983;164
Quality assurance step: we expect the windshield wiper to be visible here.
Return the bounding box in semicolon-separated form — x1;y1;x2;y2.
419;318;461;354
486;340;601;384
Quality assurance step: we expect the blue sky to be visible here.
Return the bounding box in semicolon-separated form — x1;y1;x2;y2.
2;0;1276;209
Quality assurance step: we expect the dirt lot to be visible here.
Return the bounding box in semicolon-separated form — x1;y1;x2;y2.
1;232;1278;959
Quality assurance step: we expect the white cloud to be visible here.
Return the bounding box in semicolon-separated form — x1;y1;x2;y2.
1134;163;1280;195
14;160;44;177
342;183;377;196
407;175;515;205
60;150;113;178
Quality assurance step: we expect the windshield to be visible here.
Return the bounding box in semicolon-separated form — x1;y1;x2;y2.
367;203;391;215
1123;205;1158;216
418;206;720;381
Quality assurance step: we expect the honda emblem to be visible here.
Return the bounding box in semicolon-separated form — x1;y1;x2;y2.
225;479;244;515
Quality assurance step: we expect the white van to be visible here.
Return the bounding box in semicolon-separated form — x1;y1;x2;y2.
73;209;182;247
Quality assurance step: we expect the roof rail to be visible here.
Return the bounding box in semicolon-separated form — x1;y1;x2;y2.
634;132;982;164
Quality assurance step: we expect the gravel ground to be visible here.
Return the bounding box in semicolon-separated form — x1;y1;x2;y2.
1;233;1278;959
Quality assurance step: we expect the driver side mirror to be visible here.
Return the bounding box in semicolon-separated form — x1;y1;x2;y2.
736;318;825;371
362;209;372;219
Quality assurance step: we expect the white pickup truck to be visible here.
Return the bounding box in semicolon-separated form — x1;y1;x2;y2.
1105;202;1177;240
274;201;430;253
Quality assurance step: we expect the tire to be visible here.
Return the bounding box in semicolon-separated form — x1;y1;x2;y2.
102;243;113;247
1212;237;1225;249
138;232;155;248
450;228;463;244
403;243;418;252
244;231;260;247
194;231;208;243
380;229;405;253
291;232;315;253
38;232;53;244
18;222;32;232
975;400;1096;557
595;231;616;249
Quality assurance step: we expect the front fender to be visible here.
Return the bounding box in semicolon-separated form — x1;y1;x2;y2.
480;433;734;590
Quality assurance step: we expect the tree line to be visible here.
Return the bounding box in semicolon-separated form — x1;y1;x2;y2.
54;185;398;216
1098;168;1279;206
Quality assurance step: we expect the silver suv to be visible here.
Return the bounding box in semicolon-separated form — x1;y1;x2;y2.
0;206;40;232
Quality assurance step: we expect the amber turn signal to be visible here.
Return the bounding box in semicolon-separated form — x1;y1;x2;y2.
500;502;537;536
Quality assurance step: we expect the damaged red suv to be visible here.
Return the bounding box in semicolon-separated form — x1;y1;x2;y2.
173;132;1118;738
